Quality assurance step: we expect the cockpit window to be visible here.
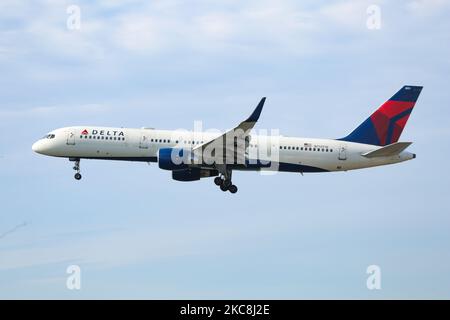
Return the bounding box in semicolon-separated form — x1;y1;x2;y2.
43;134;56;139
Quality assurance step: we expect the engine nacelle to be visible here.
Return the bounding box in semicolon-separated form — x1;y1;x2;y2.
158;148;191;171
172;168;219;182
172;168;201;182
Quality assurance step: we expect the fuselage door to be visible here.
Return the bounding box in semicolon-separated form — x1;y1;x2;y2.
338;145;347;160
139;134;150;149
66;131;76;145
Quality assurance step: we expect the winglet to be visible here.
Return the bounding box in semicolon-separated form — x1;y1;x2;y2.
245;97;266;122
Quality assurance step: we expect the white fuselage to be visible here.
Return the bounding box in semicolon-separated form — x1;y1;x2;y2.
32;126;415;173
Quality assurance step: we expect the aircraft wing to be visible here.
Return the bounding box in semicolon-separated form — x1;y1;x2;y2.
193;97;266;166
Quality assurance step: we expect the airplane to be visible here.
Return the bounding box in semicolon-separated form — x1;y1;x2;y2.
32;85;422;194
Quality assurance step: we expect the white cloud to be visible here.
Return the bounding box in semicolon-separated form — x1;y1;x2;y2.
4;0;445;64
407;0;450;16
112;14;168;53
319;0;374;30
195;13;235;40
0;1;324;60
0;104;108;120
0;220;280;271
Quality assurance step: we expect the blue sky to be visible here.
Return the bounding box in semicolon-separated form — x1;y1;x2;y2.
1;0;450;299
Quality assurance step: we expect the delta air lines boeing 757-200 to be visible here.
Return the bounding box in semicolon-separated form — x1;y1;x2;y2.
32;86;422;194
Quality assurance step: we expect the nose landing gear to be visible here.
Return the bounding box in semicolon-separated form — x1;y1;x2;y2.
71;158;82;180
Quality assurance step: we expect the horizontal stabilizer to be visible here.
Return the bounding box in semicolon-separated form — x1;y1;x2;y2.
362;142;412;158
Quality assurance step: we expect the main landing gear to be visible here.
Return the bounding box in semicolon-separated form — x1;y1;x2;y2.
70;158;82;180
214;176;238;194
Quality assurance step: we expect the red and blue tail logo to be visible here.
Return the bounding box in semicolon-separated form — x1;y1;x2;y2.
340;86;422;146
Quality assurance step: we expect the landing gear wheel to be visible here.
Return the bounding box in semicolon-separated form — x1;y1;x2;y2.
214;177;222;186
216;168;235;193
71;159;82;180
223;179;232;188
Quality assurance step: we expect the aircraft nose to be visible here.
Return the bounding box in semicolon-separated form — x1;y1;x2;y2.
32;140;44;154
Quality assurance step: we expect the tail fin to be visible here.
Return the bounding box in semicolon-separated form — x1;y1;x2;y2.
340;85;423;146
